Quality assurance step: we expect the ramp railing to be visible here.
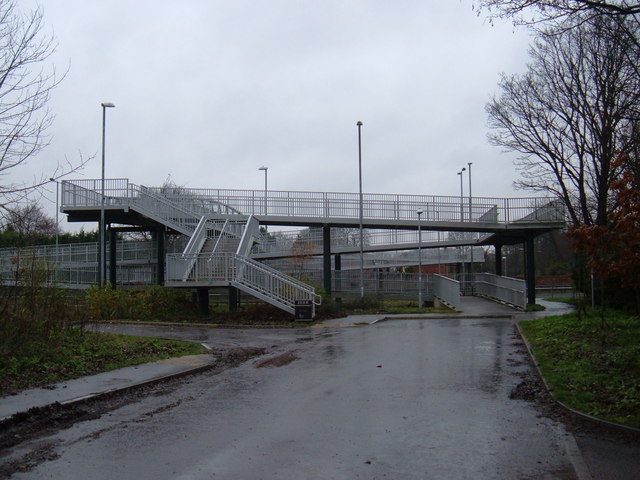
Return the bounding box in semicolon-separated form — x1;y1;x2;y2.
474;273;526;309
433;274;461;309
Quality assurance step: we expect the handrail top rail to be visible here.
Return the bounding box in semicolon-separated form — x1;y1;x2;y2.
62;177;561;205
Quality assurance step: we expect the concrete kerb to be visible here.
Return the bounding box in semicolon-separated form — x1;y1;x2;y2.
372;314;515;324
0;348;215;424
515;322;640;436
61;360;213;407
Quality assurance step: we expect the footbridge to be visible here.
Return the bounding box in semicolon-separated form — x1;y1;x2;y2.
59;178;565;315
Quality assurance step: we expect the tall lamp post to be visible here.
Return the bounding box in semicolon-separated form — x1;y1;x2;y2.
357;121;364;299
100;102;115;288
258;166;268;216
457;167;466;221
467;162;473;221
457;167;466;289
436;211;441;274
467;162;474;291
49;178;59;262
417;208;423;308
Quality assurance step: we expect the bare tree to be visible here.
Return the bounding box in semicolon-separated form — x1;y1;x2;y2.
4;202;55;235
0;1;80;219
486;16;640;227
476;1;640;25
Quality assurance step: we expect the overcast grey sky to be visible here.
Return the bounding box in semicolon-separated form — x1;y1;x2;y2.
19;0;532;228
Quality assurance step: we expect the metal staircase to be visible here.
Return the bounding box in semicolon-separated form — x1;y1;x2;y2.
58;180;320;316
126;185;320;316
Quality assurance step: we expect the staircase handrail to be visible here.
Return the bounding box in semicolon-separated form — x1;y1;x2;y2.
236;216;260;257
129;185;200;235
182;216;208;255
232;254;321;306
166;252;321;306
145;188;243;216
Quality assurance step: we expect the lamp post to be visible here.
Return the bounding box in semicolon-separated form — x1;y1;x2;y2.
49;178;59;262
258;166;268;216
457;167;466;221
468;162;474;291
417;208;423;308
357;121;364;299
436;210;441;274
100;102;115;288
467;162;473;221
457;167;466;289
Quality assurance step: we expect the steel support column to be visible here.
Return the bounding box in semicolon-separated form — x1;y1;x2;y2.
323;225;331;295
156;227;165;286
229;286;239;312
335;254;342;303
197;287;209;316
524;234;536;305
109;227;117;288
495;244;503;276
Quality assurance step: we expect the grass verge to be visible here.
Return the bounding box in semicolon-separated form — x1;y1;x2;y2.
519;309;640;428
543;296;580;305
0;329;206;395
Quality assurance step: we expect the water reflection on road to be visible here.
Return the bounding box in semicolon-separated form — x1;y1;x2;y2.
24;318;579;480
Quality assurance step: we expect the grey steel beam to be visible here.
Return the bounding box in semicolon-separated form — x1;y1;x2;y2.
495;243;503;276
197;287;209;316
524;234;536;306
109;227;117;288
156;227;165;286
323;225;331;295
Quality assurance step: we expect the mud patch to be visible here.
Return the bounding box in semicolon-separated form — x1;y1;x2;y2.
509;375;548;402
295;337;315;343
255;350;300;368
506;357;528;367
0;442;60;478
0;345;268;464
212;346;267;366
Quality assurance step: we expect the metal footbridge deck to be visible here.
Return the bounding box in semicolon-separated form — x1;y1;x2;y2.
60;178;566;314
62;178;564;231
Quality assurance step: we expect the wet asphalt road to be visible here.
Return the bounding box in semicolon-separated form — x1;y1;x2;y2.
8;319;585;479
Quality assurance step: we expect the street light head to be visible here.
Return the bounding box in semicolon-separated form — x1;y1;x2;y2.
416;208;423;216
356;121;363;126
258;166;268;171
101;102;115;108
462;167;466;172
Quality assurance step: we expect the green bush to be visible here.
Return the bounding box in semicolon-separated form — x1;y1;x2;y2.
85;285;198;321
86;285;133;320
0;256;84;360
0;268;204;394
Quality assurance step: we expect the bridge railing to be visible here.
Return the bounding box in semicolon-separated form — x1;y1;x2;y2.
177;189;564;224
474;273;526;309
328;269;434;299
0;241;166;288
61;178;132;208
253;227;487;258
61;179;565;225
